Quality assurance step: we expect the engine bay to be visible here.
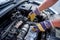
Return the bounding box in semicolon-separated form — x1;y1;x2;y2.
0;0;57;40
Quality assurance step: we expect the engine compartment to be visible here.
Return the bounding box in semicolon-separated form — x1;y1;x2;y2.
0;0;57;40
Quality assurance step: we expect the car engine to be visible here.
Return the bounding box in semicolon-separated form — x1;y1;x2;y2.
0;0;58;40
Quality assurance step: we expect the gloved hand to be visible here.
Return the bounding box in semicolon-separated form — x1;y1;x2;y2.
32;18;60;32
28;8;41;21
32;20;52;32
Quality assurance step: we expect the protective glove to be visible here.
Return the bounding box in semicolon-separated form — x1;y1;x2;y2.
32;15;60;32
32;20;52;32
28;8;41;21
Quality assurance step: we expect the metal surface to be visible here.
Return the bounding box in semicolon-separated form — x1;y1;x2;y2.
0;0;58;40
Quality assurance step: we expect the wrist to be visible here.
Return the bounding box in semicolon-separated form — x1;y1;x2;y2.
33;8;41;15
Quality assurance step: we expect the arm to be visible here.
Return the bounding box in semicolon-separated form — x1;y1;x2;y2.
28;0;58;21
38;0;58;11
52;18;60;28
